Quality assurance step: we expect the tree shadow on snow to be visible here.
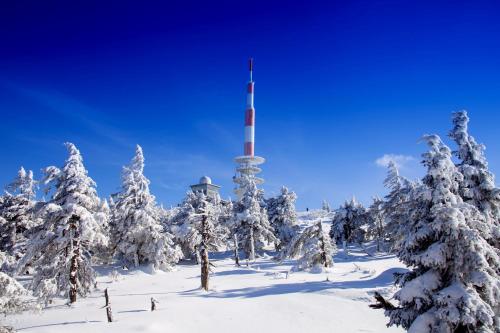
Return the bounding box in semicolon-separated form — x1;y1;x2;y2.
117;309;148;313
17;320;102;331
180;267;407;299
334;249;397;263
214;269;261;277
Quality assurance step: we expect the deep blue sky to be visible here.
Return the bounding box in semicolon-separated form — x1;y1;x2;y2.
1;1;499;209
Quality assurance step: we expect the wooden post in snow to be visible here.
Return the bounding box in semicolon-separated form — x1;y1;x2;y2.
151;297;158;311
104;288;113;322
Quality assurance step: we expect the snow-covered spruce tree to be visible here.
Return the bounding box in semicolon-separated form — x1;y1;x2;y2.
232;176;277;261
371;135;500;333
381;161;419;250
218;199;233;235
92;198;112;264
366;196;386;252
322;200;331;212
17;143;108;304
330;197;367;250
0;273;31;332
449;110;500;245
111;145;181;270
170;191;227;263
284;222;335;271
266;186;299;251
0;251;37;320
196;196;221;291
0;167;38;262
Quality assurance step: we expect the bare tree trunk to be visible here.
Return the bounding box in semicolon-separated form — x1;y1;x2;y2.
249;227;255;262
69;215;80;304
317;223;328;267
200;215;210;291
233;234;240;266
104;288;113;322
200;245;209;291
319;234;328;267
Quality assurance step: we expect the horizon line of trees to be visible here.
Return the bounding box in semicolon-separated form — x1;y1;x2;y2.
0;110;498;333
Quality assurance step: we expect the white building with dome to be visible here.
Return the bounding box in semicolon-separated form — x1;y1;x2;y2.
190;176;221;200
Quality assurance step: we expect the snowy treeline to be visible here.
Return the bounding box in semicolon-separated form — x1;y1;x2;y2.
0;144;186;307
1;110;498;333
0;139;305;310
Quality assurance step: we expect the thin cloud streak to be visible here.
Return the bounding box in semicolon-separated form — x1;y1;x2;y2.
375;154;415;169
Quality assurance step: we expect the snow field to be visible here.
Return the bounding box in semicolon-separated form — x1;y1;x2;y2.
10;247;406;333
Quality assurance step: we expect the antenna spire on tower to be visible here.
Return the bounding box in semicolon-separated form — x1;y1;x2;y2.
249;57;253;81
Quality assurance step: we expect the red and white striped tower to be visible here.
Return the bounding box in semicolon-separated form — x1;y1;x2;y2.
244;58;255;156
234;58;265;198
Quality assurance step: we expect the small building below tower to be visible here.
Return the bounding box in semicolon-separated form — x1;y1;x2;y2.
190;176;221;200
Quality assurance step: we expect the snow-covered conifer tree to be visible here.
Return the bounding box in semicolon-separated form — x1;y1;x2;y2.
330;197;367;250
0;251;36;317
232;176;277;261
449;110;500;245
111;145;181;270
0;167;39;261
17;143;108;304
372;135;500;333
266;186;299;251
284;222;335;271
196;195;221;291
322;200;331;212
366;196;386;252
92;199;112;263
170;191;227;262
381;161;418;250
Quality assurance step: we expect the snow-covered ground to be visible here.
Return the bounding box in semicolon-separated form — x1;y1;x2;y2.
9;245;406;333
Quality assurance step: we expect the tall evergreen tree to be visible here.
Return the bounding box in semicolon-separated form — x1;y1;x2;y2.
322;200;331;212
0;167;38;261
372;135;500;333
92;198;112;264
195;195;220;291
266;186;299;251
232;176;277;261
381;161;418;250
284;222;335;271
366;196;386;252
330;197;367;250
17;143;108;304
449;110;500;245
111;145;181;270
170;191;227;262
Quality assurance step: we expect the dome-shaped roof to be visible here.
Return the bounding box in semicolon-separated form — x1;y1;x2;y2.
200;176;212;184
